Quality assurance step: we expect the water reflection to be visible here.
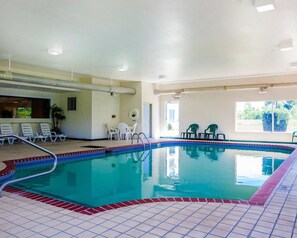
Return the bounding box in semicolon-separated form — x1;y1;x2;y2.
236;155;284;186
166;147;179;179
12;145;288;207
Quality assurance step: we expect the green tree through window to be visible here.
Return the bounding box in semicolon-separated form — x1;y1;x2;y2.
236;100;297;132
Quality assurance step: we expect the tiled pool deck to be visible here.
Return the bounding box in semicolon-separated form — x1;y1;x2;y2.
0;139;297;238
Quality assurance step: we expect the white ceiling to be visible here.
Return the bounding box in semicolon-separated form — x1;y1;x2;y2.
0;0;297;84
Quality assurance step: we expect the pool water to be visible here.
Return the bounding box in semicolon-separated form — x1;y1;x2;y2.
11;145;290;207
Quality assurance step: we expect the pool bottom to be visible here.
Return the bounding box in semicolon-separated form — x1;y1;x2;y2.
2;140;297;215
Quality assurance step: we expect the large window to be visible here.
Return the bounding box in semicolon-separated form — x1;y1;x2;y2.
0;96;50;119
236;100;297;132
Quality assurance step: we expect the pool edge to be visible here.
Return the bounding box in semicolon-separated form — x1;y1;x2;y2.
1;140;296;214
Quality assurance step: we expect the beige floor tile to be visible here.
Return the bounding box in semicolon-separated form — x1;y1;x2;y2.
0;139;297;238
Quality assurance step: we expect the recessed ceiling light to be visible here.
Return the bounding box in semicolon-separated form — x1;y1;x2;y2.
279;39;293;52
48;48;63;56
255;0;275;13
118;65;128;71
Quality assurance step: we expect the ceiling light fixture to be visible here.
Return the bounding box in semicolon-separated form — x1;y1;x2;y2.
48;48;63;56
279;39;293;52
118;65;128;71
173;92;181;99
173;90;184;99
255;0;275;12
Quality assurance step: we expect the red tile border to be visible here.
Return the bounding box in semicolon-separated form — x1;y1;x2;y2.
4;185;265;215
249;147;297;205
1;140;296;215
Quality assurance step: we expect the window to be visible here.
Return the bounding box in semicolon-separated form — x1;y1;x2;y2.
0;96;50;118
236;100;297;132
67;97;76;111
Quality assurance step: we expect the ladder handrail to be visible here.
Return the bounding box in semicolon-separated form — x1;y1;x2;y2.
131;132;151;161
131;132;151;150
138;132;151;150
131;133;145;150
0;134;58;198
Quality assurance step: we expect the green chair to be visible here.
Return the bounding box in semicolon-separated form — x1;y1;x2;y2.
204;124;218;140
292;131;297;142
181;124;199;139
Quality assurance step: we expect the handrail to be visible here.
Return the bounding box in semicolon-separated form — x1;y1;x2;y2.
131;132;151;162
131;133;145;150
138;132;151;150
0;134;58;198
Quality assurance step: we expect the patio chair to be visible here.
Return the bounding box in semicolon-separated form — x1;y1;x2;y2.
40;123;67;142
106;124;118;140
204;124;218;140
130;123;138;134
0;123;27;144
118;122;133;140
181;124;199;139
21;123;47;143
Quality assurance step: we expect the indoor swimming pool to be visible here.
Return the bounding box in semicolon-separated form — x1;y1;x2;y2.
7;142;292;208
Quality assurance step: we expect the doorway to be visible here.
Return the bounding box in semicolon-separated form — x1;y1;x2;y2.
164;101;179;137
143;103;152;138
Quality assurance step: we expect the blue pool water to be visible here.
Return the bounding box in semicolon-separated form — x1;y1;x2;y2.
11;144;290;207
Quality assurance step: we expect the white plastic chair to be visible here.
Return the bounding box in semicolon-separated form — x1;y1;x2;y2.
118;122;133;140
40;123;67;142
106;124;118;140
130;122;138;134
0;123;27;144
21;123;47;143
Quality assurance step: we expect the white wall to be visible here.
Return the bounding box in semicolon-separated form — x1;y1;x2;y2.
60;90;92;139
60;77;123;139
92;91;120;139
120;82;142;131
160;86;297;142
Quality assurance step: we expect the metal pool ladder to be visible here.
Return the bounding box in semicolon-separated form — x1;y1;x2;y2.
0;134;58;198
131;132;151;161
131;132;151;150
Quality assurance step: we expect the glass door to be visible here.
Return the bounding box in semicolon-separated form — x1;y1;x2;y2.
164;101;179;137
